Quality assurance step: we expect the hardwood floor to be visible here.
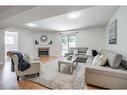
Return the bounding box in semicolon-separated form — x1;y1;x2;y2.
0;56;103;89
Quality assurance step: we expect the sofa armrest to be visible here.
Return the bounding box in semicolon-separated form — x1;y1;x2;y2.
85;65;127;89
64;52;72;56
15;61;40;76
30;61;40;70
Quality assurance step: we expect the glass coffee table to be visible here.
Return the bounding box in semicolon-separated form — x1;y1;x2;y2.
58;57;78;74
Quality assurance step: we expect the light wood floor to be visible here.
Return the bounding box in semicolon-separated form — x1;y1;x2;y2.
0;56;104;89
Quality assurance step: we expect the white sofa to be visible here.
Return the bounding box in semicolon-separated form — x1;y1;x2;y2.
85;49;127;89
12;54;40;80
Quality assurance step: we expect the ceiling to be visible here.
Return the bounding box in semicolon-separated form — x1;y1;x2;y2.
0;6;119;32
0;6;35;22
0;6;89;29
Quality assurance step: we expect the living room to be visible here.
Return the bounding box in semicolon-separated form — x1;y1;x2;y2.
0;6;127;90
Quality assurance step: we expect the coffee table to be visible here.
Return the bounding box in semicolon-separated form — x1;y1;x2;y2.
58;57;78;74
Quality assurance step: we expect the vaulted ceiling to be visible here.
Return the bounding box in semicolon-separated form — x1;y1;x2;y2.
0;6;119;32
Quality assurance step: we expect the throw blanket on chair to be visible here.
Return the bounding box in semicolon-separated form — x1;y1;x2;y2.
10;51;20;72
14;52;30;71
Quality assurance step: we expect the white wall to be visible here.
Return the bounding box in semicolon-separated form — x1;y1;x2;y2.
76;28;105;50
31;31;57;56
54;27;105;56
36;27;106;56
5;27;106;57
6;28;35;56
105;7;127;60
6;27;59;57
0;30;4;64
52;32;62;56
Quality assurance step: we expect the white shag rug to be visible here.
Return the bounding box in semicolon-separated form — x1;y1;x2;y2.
27;58;86;89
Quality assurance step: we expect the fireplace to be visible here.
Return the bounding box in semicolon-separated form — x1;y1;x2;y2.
38;48;49;57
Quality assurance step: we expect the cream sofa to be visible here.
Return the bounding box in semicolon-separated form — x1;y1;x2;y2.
12;54;40;80
85;49;127;89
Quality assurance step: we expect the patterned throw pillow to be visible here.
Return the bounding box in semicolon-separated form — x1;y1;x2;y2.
92;54;107;66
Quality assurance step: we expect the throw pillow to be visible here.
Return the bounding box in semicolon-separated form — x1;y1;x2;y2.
69;49;73;55
92;54;107;66
23;54;31;62
120;60;127;69
101;49;123;68
73;49;78;55
92;50;98;56
86;49;92;57
92;54;100;65
96;55;108;66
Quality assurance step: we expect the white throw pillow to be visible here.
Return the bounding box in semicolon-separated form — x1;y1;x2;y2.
92;54;100;65
73;49;78;55
92;54;107;66
96;55;107;66
23;54;31;62
86;49;92;56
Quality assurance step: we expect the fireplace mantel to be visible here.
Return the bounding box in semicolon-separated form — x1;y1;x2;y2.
36;44;52;48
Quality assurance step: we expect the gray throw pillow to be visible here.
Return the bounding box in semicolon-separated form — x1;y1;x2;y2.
101;49;123;68
120;60;127;69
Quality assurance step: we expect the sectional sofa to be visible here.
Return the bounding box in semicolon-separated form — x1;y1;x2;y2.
85;49;127;89
65;48;127;89
65;47;88;63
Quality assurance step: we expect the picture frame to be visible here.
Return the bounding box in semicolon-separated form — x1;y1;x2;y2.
108;19;117;44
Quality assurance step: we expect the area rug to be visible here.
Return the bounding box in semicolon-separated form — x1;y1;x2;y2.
26;58;86;89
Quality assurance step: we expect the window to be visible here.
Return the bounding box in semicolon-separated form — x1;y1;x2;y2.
5;31;18;50
5;36;14;45
5;31;18;61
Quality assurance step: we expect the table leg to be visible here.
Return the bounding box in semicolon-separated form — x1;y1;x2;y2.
58;63;61;72
70;63;73;74
76;61;78;67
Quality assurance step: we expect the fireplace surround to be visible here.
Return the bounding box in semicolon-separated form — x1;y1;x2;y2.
38;48;49;57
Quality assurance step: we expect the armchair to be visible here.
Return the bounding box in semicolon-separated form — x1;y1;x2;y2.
12;54;40;81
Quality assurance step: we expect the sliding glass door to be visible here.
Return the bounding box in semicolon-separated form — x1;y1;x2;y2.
61;35;76;56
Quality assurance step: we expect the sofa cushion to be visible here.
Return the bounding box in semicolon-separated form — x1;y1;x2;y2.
78;48;88;53
76;55;87;63
101;49;123;68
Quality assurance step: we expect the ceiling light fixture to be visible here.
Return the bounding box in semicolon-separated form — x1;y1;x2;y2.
68;12;80;19
25;23;37;27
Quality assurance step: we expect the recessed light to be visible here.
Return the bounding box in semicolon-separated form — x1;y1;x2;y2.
42;37;46;40
68;12;80;18
25;23;37;27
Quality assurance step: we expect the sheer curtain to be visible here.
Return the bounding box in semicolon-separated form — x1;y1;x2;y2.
61;34;76;56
